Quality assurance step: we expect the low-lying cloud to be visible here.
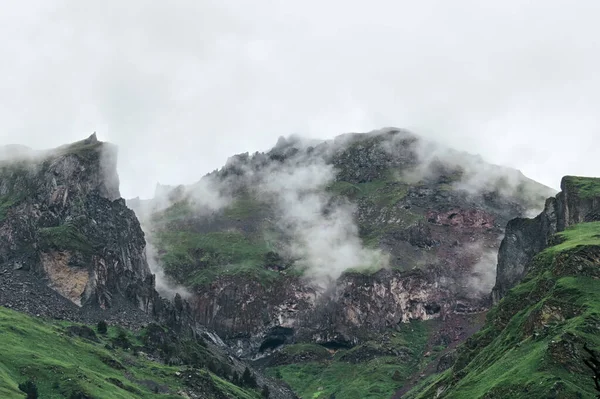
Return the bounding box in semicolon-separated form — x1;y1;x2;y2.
257;157;388;287
462;240;503;299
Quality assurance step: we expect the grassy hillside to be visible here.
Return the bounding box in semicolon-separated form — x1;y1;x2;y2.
405;222;600;399
266;320;435;399
0;307;261;399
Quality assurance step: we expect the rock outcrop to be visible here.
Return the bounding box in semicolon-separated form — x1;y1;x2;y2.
492;176;600;302
0;133;155;311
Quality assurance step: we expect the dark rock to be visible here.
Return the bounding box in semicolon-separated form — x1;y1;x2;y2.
65;325;99;342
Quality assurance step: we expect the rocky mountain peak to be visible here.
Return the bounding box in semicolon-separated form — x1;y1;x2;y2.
0;134;151;311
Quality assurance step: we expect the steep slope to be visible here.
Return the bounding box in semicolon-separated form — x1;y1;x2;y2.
0;307;266;399
129;128;555;397
0;134;297;399
0;133;156;315
402;219;600;398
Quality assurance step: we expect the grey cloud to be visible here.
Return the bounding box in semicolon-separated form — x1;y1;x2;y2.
1;1;600;198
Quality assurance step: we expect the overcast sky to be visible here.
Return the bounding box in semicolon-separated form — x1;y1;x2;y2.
1;1;599;198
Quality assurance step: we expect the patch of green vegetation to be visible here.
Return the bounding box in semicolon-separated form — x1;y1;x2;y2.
0;195;19;222
270;321;431;399
328;171;409;208
328;173;424;250
38;222;93;253
0;163;37;221
281;344;331;358
562;175;600;199
327;181;362;197
223;195;268;220
213;374;259;399
544;221;600;255
152;201;194;224
0;307;262;399
155;230;279;287
406;222;600;399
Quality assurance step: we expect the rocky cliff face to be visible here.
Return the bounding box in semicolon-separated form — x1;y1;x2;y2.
130;129;555;364
492;176;600;302
0;133;156;311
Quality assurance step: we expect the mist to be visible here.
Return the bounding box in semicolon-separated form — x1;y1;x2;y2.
387;133;557;213
1;1;600;199
257;155;389;287
462;241;503;299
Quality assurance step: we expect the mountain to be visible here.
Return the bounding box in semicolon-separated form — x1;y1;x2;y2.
402;177;600;398
0;134;296;398
3;129;592;399
128;128;556;398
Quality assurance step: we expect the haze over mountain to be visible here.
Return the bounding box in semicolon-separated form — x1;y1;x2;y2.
2;1;600;198
2;2;600;398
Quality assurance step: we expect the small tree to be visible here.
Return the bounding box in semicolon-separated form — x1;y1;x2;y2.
274;369;283;379
261;385;270;398
97;320;108;334
231;371;240;385
242;367;257;388
18;380;38;399
583;343;600;397
112;328;131;349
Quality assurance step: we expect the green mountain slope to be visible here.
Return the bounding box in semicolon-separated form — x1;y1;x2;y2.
0;308;265;399
404;221;600;398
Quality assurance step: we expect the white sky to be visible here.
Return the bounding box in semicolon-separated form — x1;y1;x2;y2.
1;1;599;198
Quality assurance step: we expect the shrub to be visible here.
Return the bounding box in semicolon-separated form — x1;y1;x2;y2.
261;385;270;398
97;320;108;334
242;367;257;388
18;380;38;399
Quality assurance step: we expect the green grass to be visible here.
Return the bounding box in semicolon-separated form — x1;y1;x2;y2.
0;307;261;399
280;344;331;358
155;230;279;287
562;176;600;199
273;359;404;399
223;195;268;220
327;172;409;208
270;321;431;399
0;307;179;398
544;221;600;255
327;174;424;250
38;222;93;253
152;201;194;224
0;195;19;222
406;222;600;399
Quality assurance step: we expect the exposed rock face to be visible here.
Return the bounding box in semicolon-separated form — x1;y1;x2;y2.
492;176;600;302
0;134;154;310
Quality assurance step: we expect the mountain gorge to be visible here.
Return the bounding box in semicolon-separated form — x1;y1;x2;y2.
0;129;598;399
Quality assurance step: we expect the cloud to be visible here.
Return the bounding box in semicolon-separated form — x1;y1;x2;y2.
384;133;557;212
256;156;389;286
0;1;599;198
462;240;502;299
